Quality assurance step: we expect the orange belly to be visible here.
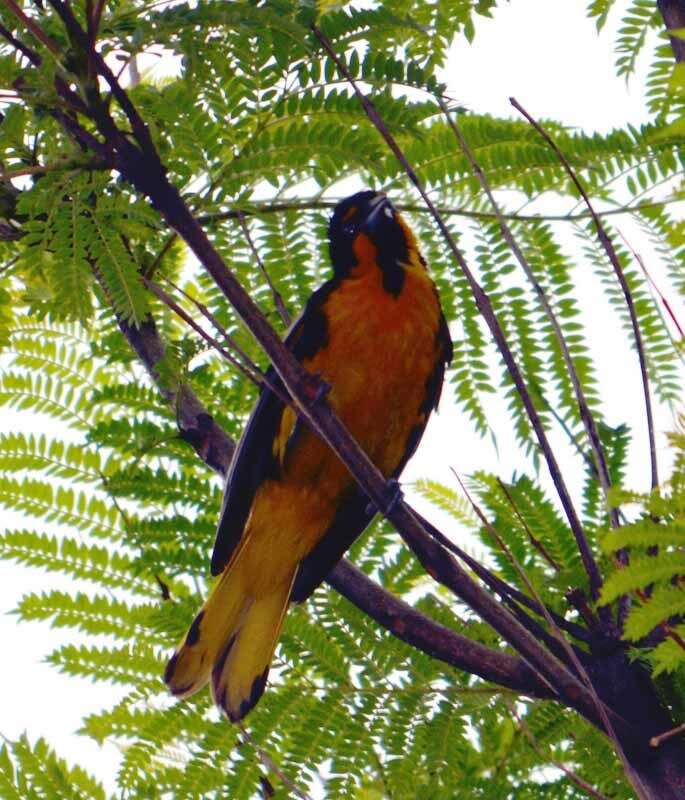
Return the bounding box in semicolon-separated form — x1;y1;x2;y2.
239;262;442;592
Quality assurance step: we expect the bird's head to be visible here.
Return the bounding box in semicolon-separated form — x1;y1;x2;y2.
328;191;422;291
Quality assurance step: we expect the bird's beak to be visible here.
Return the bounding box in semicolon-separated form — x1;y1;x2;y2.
361;193;393;233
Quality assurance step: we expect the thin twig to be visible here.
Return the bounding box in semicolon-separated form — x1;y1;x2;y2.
0;256;19;278
662;622;685;653
507;702;611;800
0;0;62;56
238;724;312;800
142;231;177;280
237;211;291;327
650;722;685;748
50;0;158;157
440;100;619;533
457;475;650;800
0;15;108;159
144;278;273;394
312;24;603;604
1;163;47;179
198;197;677;229
412;506;592;643
511;97;659;493
0;159;107;180
89;0;106;44
619;230;685;339
0;21;40;64
495;478;561;572
159;275;263;380
455;474;582;664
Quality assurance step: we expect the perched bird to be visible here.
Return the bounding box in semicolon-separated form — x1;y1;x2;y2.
164;190;452;721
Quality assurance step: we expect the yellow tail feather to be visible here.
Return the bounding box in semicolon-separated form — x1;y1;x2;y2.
211;572;295;721
164;548;296;721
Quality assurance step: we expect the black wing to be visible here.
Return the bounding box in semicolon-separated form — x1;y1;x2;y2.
210;280;337;576
290;310;453;602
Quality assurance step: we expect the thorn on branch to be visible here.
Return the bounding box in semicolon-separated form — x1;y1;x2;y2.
650;722;685;748
154;574;172;601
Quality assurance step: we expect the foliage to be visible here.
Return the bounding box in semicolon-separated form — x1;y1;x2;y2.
599;422;685;684
0;1;683;798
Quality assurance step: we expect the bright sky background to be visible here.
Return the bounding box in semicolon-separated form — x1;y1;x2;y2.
0;1;680;794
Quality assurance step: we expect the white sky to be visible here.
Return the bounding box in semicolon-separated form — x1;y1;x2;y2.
1;1;680;795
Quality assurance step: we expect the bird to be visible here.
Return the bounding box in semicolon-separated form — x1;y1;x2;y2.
164;190;452;721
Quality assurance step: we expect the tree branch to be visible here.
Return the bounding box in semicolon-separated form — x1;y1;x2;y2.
0;0;61;56
510;97;659;493
197;198;674;227
412;508;593;644
328;560;554;697
658;0;685;63
439;101;620;533
91;268;235;477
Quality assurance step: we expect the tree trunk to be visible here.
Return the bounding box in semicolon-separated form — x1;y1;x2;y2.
624;739;685;800
584;649;685;798
659;0;685;63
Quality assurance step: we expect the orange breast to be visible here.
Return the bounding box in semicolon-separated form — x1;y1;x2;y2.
310;261;440;473
242;257;442;581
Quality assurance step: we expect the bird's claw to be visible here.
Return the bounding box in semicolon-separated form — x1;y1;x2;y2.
381;478;403;515
366;479;403;517
299;372;330;405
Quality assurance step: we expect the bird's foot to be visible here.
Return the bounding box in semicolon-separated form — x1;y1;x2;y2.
381;478;403;516
365;478;403;517
299;371;330;405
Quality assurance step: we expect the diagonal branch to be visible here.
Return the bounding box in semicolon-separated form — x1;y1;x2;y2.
0;0;61;56
328;560;554;696
89;264;236;475
144;277;270;393
510;97;659;492
507;701;611;800
0;21;41;64
439;101;620;533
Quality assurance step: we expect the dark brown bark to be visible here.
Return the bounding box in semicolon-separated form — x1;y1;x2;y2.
659;0;685;63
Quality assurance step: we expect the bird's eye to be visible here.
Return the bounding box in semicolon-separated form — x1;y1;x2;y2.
342;222;357;236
